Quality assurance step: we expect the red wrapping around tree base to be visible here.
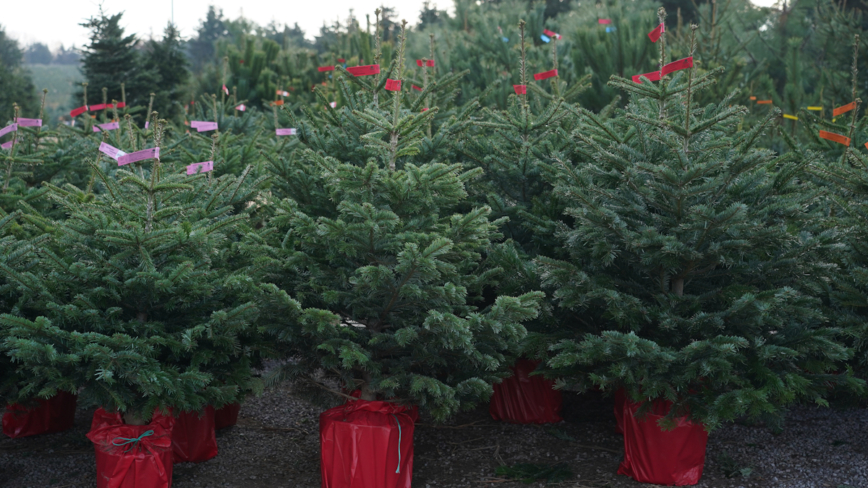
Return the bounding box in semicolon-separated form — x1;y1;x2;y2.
214;403;241;430
3;391;77;438
320;399;418;488
87;408;174;488
489;359;562;424
172;407;217;463
617;398;708;486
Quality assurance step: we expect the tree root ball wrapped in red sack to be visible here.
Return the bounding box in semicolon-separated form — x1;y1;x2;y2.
617;398;709;486
3;391;77;438
172;406;217;463
320;399;418;488
87;408;174;488
214;403;241;430
489;359;562;424
614;389;626;434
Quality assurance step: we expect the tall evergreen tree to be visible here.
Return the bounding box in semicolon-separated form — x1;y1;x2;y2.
145;23;190;122
189;6;227;69
0;26;37;119
78;10;158;112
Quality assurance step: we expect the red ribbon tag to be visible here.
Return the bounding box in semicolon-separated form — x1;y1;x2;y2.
513;85;527;95
412;85;423;91
318;66;335;72
819;130;850;146
833;102;857;117
543;29;561;40
70;106;88;117
648;23;665;42
599;19;612;25
337;58;345;63
422;108;429;112
347;64;380;76
385;79;402;91
416;59;435;67
115;102;126;109
631;71;662;84
533;69;558;81
89;104;106;111
661;57;693;76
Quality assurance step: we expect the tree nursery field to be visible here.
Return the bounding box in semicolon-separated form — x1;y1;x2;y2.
2;0;868;487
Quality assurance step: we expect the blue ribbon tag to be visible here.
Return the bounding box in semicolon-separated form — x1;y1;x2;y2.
502;37;509;42
540;34;551;43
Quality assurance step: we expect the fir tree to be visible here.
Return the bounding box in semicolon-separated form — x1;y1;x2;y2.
78;10;158;113
145;23;190;122
0;120;274;423
254;19;543;420
538;17;862;429
0;27;37;118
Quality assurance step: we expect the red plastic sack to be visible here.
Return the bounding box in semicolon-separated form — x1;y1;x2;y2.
3;391;77;438
320;399;418;488
214;403;241;430
172;407;217;463
87;408;174;488
489;359;562;423
617;398;708;486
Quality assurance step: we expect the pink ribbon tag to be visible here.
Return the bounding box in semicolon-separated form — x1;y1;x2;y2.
93;122;120;132
17;118;42;127
329;102;337;108
118;147;159;166
0;124;17;137
187;161;214;175
275;128;297;136
99;142;127;160
236;104;246;111
1;141;12;150
223;84;229;95
598;19;612;25
192;121;218;132
145;121;149;129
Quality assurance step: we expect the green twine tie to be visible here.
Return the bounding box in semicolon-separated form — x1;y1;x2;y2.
112;430;154;452
391;414;402;474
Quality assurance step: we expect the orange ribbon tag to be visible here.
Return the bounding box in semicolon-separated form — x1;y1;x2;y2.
756;100;772;105
833;102;857;117
819;130;850;146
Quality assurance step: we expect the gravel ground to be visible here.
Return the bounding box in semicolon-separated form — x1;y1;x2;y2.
1;386;866;488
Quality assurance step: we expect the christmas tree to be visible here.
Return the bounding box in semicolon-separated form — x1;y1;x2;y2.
537;17;862;429
0;119;273;423
254;18;543;420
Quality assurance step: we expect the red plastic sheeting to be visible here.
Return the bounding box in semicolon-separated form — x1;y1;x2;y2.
617;398;709;486
87;408;174;488
3;391;77;438
320;399;418;488
172;407;218;463
214;403;241;430
489;359;562;424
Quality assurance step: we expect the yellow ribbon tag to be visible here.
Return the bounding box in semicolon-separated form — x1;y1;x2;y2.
783;114;798;121
807;106;823;111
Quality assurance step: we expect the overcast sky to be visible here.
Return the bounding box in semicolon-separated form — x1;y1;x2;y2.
5;0;780;51
4;0;435;50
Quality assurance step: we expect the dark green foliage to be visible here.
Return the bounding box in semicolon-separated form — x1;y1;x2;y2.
0;27;37;119
78;10;158;112
537;26;862;429
253;21;543;420
0;122;274;419
145;23;191;122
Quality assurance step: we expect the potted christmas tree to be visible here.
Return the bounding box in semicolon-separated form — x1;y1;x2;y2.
252;16;543;487
536;14;861;485
0;118;275;483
